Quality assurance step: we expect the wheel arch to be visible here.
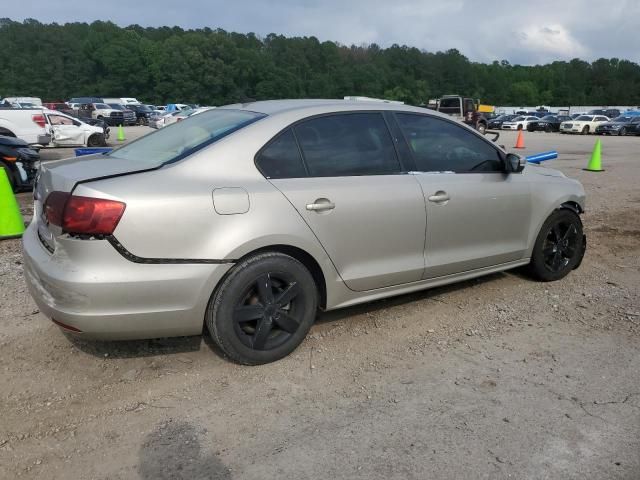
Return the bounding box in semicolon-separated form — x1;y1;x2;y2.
233;244;328;310
0;127;16;137
560;201;583;215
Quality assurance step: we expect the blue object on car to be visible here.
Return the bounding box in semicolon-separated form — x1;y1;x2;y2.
74;147;113;157
526;151;557;164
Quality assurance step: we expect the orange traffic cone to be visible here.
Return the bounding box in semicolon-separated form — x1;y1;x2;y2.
514;129;525;149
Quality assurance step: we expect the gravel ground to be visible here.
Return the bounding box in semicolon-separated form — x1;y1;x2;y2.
1;129;639;479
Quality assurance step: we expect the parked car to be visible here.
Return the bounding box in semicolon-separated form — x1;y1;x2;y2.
588;108;620;119
23;100;587;365
527;115;572;132
77;103;125;126
501;116;539;130
125;104;154;125
488;114;517;130
560;115;609;134
0;134;40;191
594;115;640;136
0;106;51;145
43;109;108;147
106;104;137;126
148;111;174;129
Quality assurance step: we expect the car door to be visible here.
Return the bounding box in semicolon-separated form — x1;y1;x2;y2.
257;112;427;291
48;114;86;146
393;112;532;278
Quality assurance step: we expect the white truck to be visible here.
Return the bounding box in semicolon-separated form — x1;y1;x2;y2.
0;107;51;145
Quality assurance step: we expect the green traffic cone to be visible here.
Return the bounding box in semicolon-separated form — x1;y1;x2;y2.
584;139;604;172
117;124;125;142
0;167;26;239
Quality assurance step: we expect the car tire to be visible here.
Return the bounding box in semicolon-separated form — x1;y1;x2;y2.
545;125;551;132
476;123;487;135
581;126;589;135
517;125;523;131
527;209;585;282
206;252;318;365
86;134;103;147
619;127;626;136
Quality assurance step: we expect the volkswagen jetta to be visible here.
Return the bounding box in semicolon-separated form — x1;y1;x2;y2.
23;100;587;364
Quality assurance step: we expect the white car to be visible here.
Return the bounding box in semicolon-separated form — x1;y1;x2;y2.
501;116;539;131
43;110;107;147
560;115;610;134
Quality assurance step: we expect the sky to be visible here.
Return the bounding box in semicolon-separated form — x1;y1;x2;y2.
2;0;638;65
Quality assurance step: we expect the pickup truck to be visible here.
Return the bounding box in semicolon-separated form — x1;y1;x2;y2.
426;95;492;134
77;102;126;126
0;107;51;145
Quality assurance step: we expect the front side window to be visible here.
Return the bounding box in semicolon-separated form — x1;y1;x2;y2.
109;109;265;167
294;113;400;177
48;115;74;126
395;113;503;173
256;129;307;179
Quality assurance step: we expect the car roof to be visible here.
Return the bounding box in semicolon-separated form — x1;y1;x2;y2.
219;99;437;117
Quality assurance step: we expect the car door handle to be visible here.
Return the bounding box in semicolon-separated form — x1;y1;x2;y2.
428;191;450;203
306;199;335;212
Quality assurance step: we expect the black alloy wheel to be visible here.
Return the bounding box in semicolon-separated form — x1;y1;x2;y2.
233;273;304;351
207;252;318;364
528;209;585;281
541;221;580;273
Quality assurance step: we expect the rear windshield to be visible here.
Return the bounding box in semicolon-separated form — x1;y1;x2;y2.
108;109;265;167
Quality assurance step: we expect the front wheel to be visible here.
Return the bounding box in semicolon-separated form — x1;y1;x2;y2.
527;209;585;282
619;127;627;136
582;126;589;135
206;252;318;365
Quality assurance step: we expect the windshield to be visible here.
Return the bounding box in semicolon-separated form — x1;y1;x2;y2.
612;116;632;122
137;105;152;112
512;116;525;121
541;116;556;121
108;109;265;167
576;115;593;121
108;104;126;110
95;103;110;109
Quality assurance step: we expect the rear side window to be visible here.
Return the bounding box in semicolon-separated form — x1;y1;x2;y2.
395;113;503;173
256;129;307;179
109;109;265;167
294;113;400;177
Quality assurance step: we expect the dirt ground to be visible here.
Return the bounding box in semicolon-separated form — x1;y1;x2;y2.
1;128;639;480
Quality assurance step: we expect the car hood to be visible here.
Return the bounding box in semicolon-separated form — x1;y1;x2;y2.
524;163;566;178
599;121;626;127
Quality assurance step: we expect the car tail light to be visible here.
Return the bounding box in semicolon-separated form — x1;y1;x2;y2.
32;114;46;128
44;191;126;235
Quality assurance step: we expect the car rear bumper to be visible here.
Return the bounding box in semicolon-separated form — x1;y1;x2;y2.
22;221;232;340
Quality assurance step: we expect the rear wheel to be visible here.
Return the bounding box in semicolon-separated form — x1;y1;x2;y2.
527;210;584;282
0;128;16;137
206;252;318;365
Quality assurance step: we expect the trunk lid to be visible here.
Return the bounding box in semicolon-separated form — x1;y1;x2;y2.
34;154;156;252
36;153;155;197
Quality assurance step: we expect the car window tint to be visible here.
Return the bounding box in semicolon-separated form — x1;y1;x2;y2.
295;113;400;177
396;113;503;173
256;129;307;179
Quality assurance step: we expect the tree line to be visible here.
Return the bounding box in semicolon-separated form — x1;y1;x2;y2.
1;18;640;107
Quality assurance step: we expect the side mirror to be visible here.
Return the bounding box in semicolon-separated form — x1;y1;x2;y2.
506;153;525;173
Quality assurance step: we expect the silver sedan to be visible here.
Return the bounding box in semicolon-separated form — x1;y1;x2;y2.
23;100;586;364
